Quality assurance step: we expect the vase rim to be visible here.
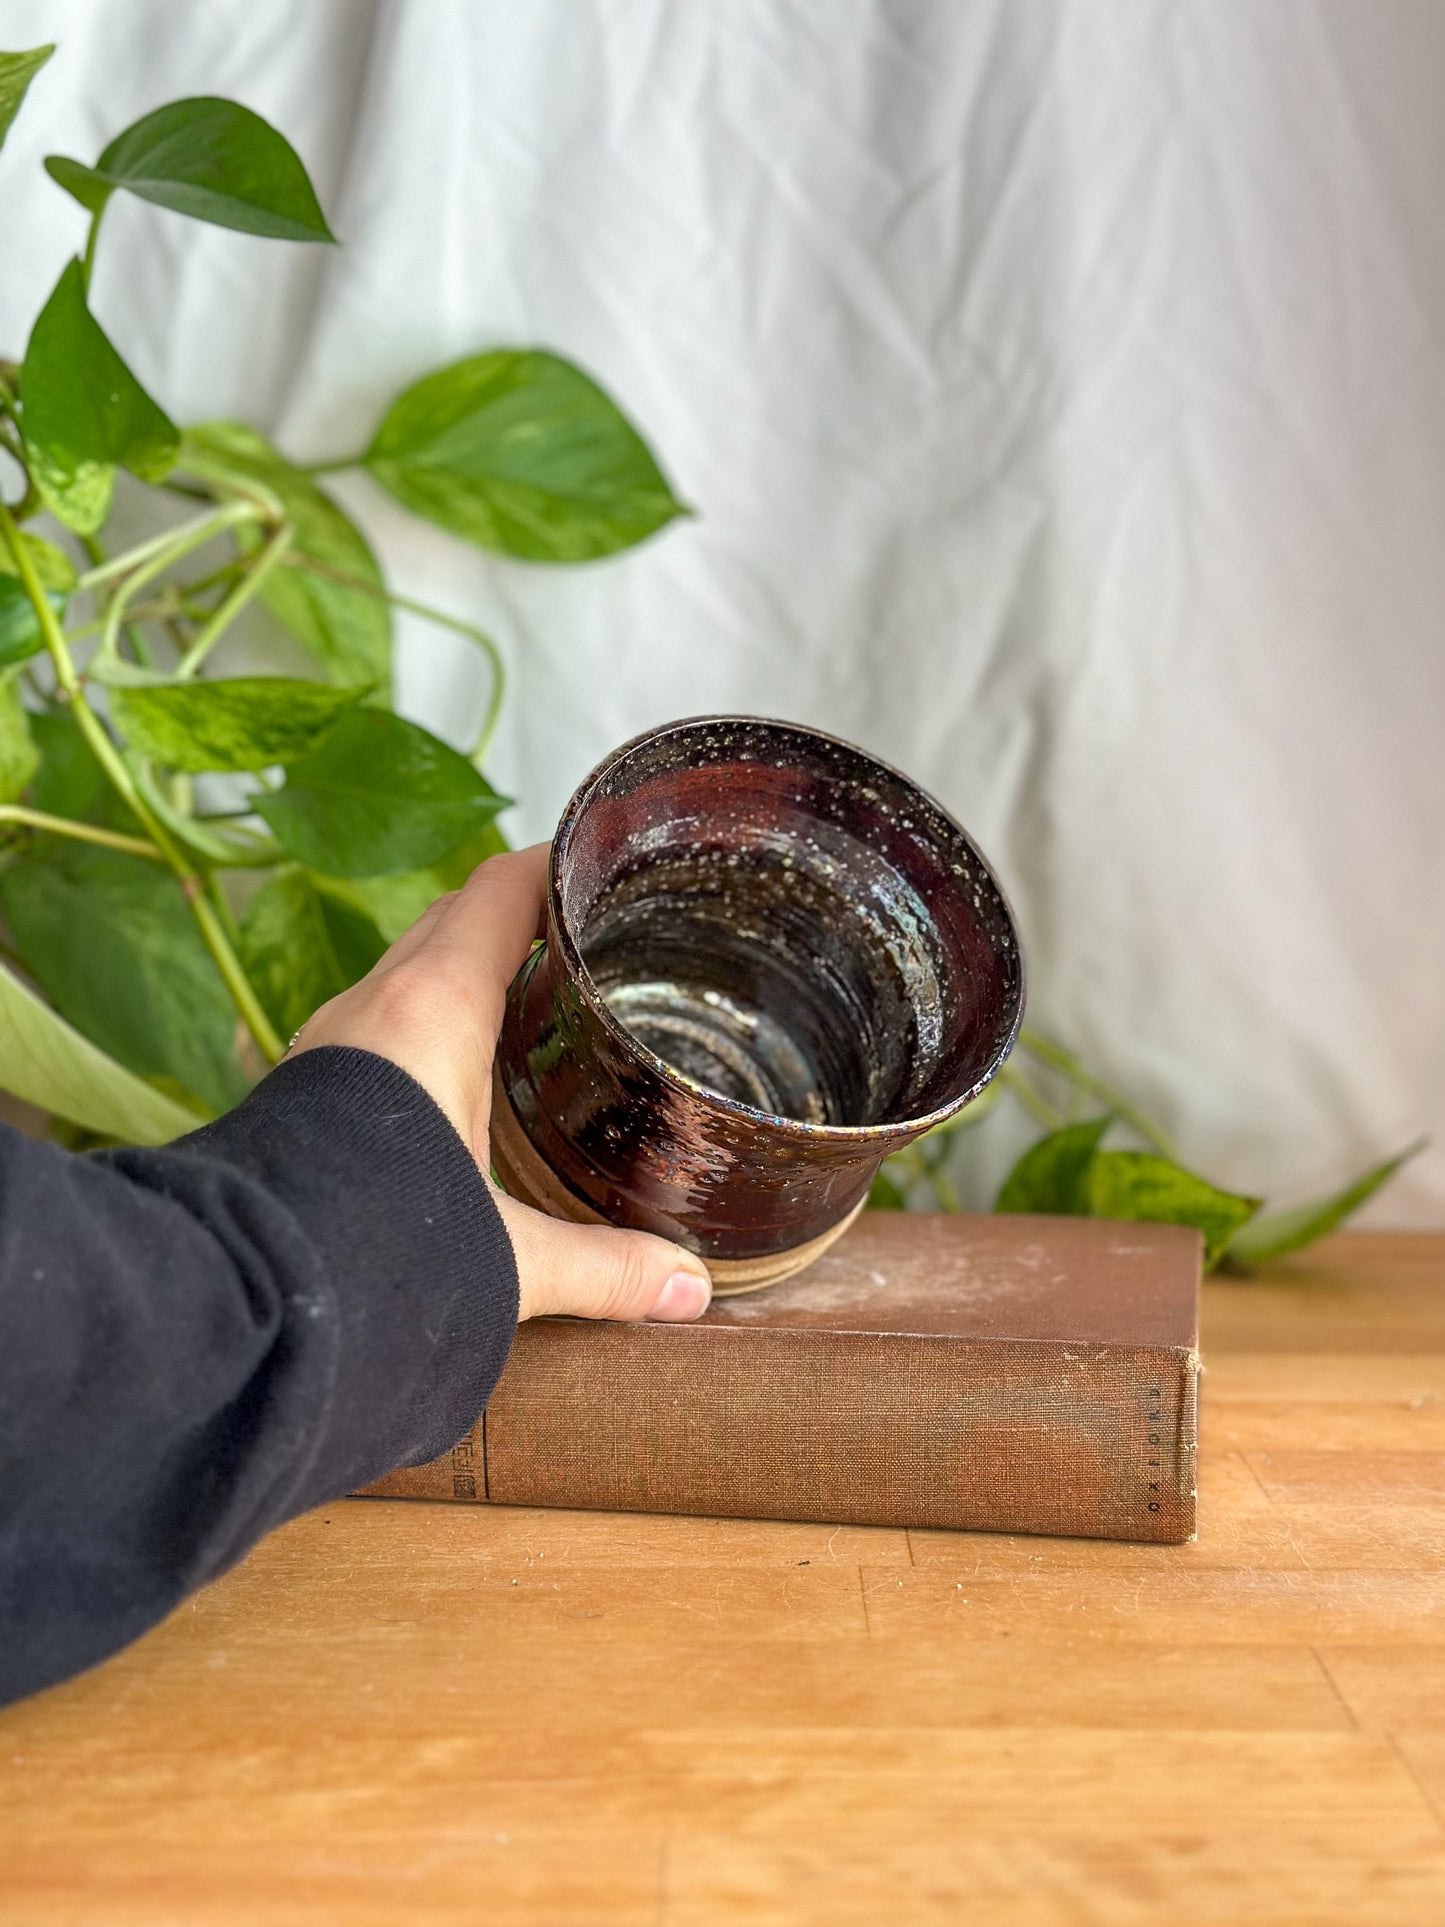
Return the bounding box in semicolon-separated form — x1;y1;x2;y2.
547;713;1026;1143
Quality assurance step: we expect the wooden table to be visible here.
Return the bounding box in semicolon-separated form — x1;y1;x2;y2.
4;1232;1444;1924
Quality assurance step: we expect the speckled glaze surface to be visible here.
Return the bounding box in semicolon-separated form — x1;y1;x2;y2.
494;717;1024;1266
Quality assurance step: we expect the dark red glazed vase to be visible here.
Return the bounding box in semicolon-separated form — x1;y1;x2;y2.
490;717;1024;1290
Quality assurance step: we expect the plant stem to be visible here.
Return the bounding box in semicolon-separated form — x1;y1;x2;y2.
180;555;249;600
997;1063;1065;1131
80;530;154;667
176;521;292;677
132;761;283;869
0;502;284;1066
1017;1028;1177;1158
188;888;282;1054
92;504;267;676
286;553;508;762
298;455;359;476
76;502;261;593
63;599;188;646
0;381;39;520
81;206;106;288
173;449;285;523
205;871;239;941
0;805;163;860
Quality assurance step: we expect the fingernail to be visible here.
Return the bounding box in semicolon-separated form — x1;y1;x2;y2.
646;1268;712;1322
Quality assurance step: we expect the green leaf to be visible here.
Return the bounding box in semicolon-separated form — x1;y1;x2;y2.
0;844;248;1117
181;424;391;692
0;529;77;594
0;576;46;667
1086;1151;1260;1269
1224;1141;1427;1270
110;676;365;773
0;957;202;1144
239;870;386;1040
40;154;110;215
0;669;38;802
45;97;334;241
995;1116;1112;1214
27;708;139;832
27;708;107;817
318;819;510;941
0;533;74;667
254;709;508;878
0;45;53;153
365;349;686;562
20;258;178;532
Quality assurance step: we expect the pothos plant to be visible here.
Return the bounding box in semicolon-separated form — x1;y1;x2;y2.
0;45;1417;1271
0;47;686;1145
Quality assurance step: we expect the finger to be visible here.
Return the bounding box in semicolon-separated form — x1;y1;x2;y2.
364;890;458;974
372;843;551;984
428;844;551;993
495;1191;712;1324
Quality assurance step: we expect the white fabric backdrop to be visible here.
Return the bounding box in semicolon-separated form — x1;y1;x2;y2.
1;0;1441;1223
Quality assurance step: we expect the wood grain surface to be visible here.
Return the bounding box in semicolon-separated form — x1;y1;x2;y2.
4;1231;1444;1924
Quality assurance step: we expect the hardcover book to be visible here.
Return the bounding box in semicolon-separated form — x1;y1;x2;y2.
362;1212;1201;1543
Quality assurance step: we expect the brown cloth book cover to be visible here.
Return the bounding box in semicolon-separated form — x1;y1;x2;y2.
362;1212;1201;1543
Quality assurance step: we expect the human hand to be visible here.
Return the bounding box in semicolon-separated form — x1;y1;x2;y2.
289;844;712;1324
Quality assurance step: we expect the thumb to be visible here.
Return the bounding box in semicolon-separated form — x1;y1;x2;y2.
495;1192;713;1324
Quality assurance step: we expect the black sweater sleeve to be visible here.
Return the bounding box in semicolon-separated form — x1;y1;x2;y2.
0;1045;518;1706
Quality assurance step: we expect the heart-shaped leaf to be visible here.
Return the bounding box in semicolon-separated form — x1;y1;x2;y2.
365;349;686;561
110;676;365;773
0;44;52;153
181;424;391;692
45;97;334;241
1224;1141;1426;1270
0;957;203;1144
254;709;508;877
995;1116;1112;1214
0;843;248;1117
239;870;386;1039
316;819;510;941
1087;1151;1260;1269
320;824;510;941
20;258;178;532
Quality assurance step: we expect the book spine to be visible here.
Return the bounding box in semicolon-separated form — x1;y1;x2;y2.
361;1323;1199;1544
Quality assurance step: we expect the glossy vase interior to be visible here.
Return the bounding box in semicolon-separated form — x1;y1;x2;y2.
494;717;1024;1285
